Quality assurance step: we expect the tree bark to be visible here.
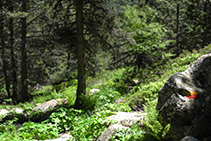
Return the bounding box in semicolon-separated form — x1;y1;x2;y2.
9;1;18;103
176;2;180;56
0;0;11;99
202;0;208;46
74;0;86;109
21;0;29;102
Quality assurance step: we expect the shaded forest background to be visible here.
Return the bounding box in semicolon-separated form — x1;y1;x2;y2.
1;0;211;107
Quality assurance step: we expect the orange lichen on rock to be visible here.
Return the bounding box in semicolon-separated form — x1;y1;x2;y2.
186;91;199;99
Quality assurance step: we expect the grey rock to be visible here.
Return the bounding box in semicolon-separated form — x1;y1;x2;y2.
157;53;211;141
105;112;146;127
32;99;67;113
98;111;146;141
180;136;200;141
0;109;9;116
156;72;204;110
12;108;24;114
97;124;129;141
33;132;74;141
13;123;23;129
90;88;100;95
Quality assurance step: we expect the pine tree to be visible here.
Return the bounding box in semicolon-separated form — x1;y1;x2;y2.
74;0;85;109
0;0;11;99
20;0;29;102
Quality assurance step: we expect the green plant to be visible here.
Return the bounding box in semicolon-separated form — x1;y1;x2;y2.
142;100;170;140
0;117;18;137
114;79;128;95
32;85;54;104
95;88;121;107
110;126;145;141
81;87;121;111
45;107;111;141
127;80;165;110
71;112;110;141
80;92;99;111
18;122;59;140
45;107;82;133
110;128;132;141
95;103;131;113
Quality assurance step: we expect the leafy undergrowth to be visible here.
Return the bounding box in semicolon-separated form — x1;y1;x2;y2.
1;45;211;141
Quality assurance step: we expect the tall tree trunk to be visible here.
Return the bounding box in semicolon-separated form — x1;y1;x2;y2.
74;0;86;109
176;2;180;56
202;0;208;46
21;0;29;102
9;1;18;104
0;0;11;98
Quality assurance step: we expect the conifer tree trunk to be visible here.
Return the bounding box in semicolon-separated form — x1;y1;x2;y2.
9;1;18;103
74;0;86;109
0;0;11;98
176;2;180;56
21;0;29;102
202;0;208;46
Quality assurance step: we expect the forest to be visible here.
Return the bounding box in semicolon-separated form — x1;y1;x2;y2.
0;0;211;140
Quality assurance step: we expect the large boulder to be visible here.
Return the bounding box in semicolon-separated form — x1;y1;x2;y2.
157;53;211;141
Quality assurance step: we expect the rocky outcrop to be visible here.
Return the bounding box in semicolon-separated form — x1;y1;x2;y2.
157;53;211;141
97;111;146;141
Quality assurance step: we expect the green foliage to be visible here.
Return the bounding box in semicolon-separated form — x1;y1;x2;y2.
55;85;77;105
31;82;77;105
18;122;59;140
45;107;82;133
114;79;128;95
80;92;99;111
53;80;77;92
110;126;145;141
45;107;111;141
127;81;165;110
142;100;170;140
0;118;21;141
95;88;121;107
81;87;122;111
0;117;59;141
95;103;131;115
120;4;172;59
32;85;54;104
71;113;109;141
87;68;126;89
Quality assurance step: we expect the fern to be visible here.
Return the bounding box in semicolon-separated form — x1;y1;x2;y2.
142;99;170;140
